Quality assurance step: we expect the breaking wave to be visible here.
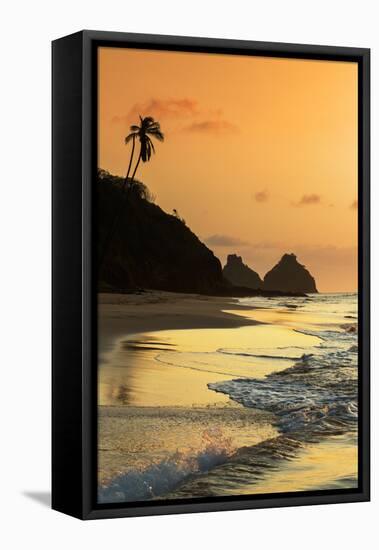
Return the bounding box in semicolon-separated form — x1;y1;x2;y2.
209;326;358;438
98;429;234;503
99;293;358;501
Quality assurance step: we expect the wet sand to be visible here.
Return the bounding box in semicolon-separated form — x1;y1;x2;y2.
98;291;280;499
98;291;316;408
97;291;358;502
98;291;260;359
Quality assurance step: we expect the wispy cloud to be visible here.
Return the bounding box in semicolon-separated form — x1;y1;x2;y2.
113;97;238;135
183;120;238;135
294;194;322;206
113;98;199;125
204;234;250;247
251;241;285;249
254;190;269;203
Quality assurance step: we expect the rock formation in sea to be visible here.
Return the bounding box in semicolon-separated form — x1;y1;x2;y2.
263;253;318;293
98;170;223;293
223;254;263;290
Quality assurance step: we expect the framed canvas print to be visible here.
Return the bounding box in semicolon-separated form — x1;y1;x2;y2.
52;31;370;520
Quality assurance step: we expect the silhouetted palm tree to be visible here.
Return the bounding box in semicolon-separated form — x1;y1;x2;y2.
99;116;164;277
125;116;164;184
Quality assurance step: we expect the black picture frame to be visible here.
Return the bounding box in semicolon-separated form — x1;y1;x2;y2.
52;30;370;520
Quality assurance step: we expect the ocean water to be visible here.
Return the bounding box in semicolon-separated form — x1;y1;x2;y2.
98;292;358;503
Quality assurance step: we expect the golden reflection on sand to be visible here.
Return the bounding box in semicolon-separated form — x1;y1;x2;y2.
236;436;358;495
98;297;358;497
98;323;318;407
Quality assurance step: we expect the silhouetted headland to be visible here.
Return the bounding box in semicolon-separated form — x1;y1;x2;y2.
98;170;224;294
98;171;309;297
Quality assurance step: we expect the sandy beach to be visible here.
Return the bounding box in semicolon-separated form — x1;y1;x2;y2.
98;290;278;494
98;290;260;357
97;290;358;502
97;291;301;408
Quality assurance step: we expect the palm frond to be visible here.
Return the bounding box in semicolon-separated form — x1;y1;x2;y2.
140;139;148;162
142;137;155;162
149;137;155;154
125;133;136;144
146;140;152;161
143;116;155;125
149;129;164;141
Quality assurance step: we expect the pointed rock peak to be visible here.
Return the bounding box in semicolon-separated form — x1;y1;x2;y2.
278;253;304;267
263;253;318;294
223;254;263;290
281;252;297;262
226;254;244;265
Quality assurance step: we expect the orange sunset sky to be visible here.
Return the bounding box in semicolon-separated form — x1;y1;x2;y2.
98;47;358;292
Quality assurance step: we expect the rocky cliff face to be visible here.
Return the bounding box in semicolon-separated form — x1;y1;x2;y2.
263;253;318;293
223;254;263;290
98;171;223;293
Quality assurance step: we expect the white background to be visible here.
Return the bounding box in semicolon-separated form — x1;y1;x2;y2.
0;0;376;548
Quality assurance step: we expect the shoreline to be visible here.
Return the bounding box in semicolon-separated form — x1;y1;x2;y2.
97;290;358;499
98;290;261;358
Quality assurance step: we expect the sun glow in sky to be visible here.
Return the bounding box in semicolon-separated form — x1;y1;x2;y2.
98;47;358;292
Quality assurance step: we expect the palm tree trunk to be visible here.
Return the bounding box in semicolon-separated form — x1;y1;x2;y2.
124;135;135;186
131;152;142;182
